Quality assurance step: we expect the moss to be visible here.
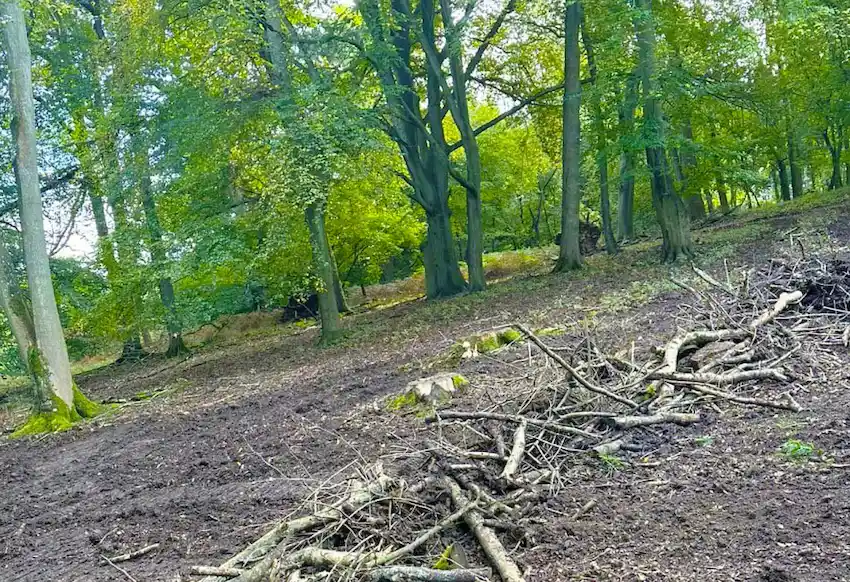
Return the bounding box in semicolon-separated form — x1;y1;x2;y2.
386;390;419;411
497;329;522;344
535;327;565;337
11;393;75;437
476;333;501;353
73;384;103;418
451;374;469;389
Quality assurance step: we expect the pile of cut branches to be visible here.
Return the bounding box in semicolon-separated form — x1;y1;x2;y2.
191;256;850;582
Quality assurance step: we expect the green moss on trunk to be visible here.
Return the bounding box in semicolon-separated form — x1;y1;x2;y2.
73;384;103;418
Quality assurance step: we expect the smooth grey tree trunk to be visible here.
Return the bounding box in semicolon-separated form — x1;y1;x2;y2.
3;0;75;407
555;0;582;272
634;0;693;261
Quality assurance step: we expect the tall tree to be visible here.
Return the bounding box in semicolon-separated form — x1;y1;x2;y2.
554;0;583;271
2;0;98;423
634;0;693;261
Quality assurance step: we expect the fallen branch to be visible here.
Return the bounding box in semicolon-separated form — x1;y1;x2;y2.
445;477;525;582
610;412;700;429
191;566;244;578
571;499;597;520
686;384;802;412
652;368;788;385
103;543;159;564
429;410;598;438
499;420;526;479
101;555;138;582
514;324;638;408
369;566;491;581
201;469;394;582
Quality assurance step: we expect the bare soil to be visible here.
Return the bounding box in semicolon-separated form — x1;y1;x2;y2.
1;207;849;582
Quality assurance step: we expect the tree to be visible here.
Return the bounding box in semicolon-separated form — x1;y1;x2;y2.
2;0;98;429
554;0;583;271
633;0;693;261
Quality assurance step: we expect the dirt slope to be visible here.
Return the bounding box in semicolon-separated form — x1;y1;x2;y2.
1;205;849;582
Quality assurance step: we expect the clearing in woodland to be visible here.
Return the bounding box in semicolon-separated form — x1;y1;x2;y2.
1;199;849;582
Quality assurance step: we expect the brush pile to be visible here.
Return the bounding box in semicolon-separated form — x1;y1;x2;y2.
191;256;850;582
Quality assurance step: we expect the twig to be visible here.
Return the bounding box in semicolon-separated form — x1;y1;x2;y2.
571;499;597;520
101;554;139;582
103;543;160;564
686;384;801;412
429;410;598;438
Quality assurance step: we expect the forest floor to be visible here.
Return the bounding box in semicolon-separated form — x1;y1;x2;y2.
2;193;850;582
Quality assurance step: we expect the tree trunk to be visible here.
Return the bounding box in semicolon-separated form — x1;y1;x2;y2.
717;178;730;212
329;246;350;314
3;0;94;416
423;208;467;298
777;159;791;201
139;161;187;358
634;0;692;261
305;201;341;344
703;190;713;213
0;235;35;370
675;121;705;220
770;169;780;201
555;0;582;272
788;132;803;198
824;128;843;190
617;75;638;242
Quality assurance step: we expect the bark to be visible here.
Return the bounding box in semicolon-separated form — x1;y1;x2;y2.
4;0;76;407
788;131;803;198
617;75;638;242
703;190;713;213
777;159;791;201
305;201;341;344
634;0;693;261
0;235;35;369
770;169;780;201
139;160;187;358
555;0;582;272
423;209;467;298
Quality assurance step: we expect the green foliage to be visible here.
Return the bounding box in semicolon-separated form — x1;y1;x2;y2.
598;453;626;475
778;439;819;461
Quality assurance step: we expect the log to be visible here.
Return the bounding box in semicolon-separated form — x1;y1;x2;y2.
444;477;525;582
611;412;700;429
369;566;491;581
654;368;787;385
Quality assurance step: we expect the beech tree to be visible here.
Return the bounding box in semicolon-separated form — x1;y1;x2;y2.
2;0;99;429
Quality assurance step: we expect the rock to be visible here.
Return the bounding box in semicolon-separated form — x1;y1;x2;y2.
405;373;468;405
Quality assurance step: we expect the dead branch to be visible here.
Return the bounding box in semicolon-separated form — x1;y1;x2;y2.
653;368;788;385
445;477;525;582
685;384;802;412
102;543;159;564
499;420;526;479
369;566;491;581
429;410;598;438
101;554;138;582
610;412;700;429
571;499;597;520
200;468;394;582
191;566;245;578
